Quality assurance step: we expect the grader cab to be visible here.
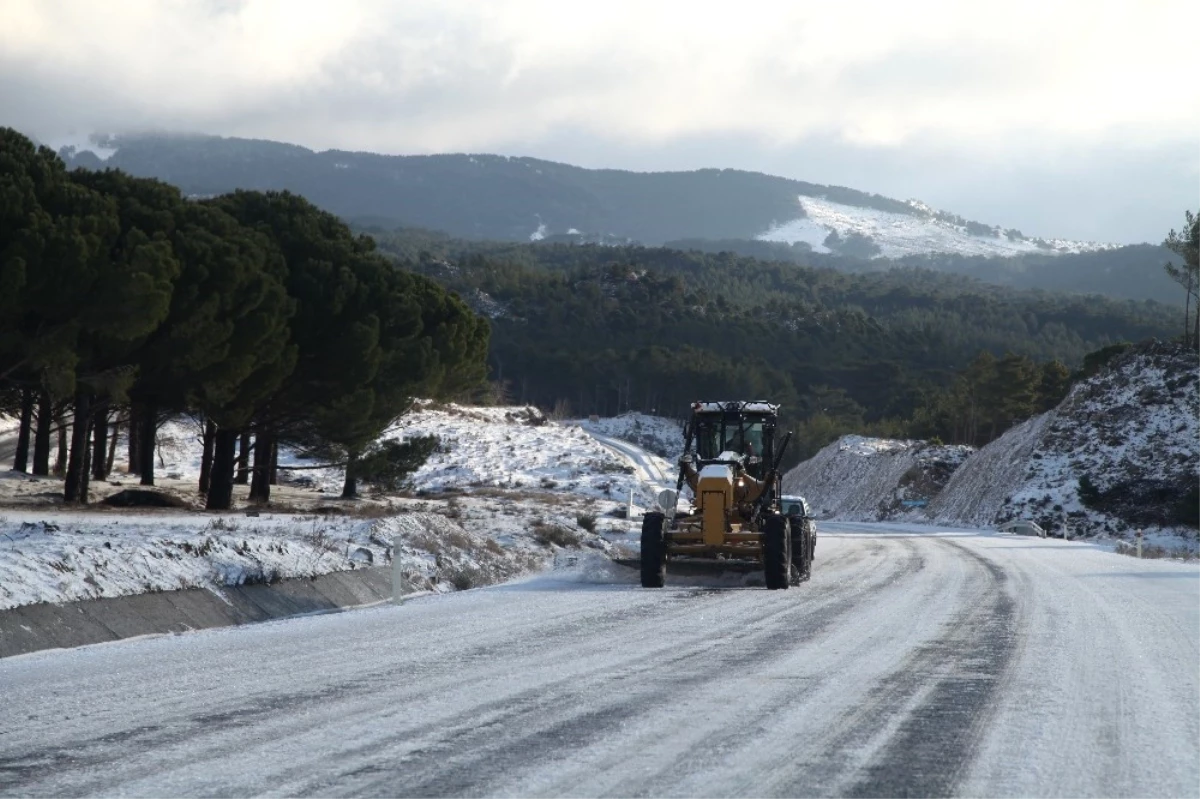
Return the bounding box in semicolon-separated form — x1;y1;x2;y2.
640;401;814;589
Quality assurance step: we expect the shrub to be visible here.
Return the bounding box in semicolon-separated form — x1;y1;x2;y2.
356;435;440;492
447;565;484;590
532;520;582;548
1176;483;1200;529
576;513;597;533
1078;474;1102;508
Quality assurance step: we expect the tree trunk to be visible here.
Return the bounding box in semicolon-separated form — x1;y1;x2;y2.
269;439;279;486
234;432;251;484
54;405;68;475
341;450;358;499
1183;288;1192;349
205;429;238;511
80;421;92;504
249;432;272;502
13;387;33;472
32;391;51;476
91;399;109;480
64;393;92;503
199;419;216;494
1193;291;1199;351
127;403;140;474
139;405;157;486
106;419;119;478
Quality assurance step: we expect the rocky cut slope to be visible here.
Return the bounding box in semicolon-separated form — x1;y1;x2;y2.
927;340;1198;541
781;436;973;521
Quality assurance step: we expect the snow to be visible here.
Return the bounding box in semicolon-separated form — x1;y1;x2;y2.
929;341;1198;551
783;435;973;520
758;195;1116;258
385;402;669;508
0;509;385;610
2;523;1195;797
0;403;688;610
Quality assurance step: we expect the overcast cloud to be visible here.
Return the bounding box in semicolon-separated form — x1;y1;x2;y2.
2;0;1196;242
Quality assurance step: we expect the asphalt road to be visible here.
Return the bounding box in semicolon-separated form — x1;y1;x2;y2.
1;524;1196;798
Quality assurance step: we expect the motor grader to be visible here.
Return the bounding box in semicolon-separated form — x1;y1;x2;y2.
640;400;814;590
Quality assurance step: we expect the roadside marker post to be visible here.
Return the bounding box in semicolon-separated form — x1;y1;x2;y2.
1136;529;1143;559
392;536;405;604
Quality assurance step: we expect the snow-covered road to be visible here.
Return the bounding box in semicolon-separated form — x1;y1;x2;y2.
2;524;1197;798
587;431;674;489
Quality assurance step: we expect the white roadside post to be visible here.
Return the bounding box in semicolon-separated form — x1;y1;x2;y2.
1062;511;1069;541
628;489;635;520
1136;529;1143;559
392;536;405;604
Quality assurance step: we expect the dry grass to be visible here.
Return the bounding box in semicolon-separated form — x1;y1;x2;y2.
465;486;574;506
531;519;582;548
407;530;443;555
1114;540;1199;561
446;529;473;551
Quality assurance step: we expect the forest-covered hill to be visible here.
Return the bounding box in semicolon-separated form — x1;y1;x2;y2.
363;228;1179;462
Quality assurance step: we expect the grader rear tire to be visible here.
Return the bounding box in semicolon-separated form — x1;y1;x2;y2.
763;514;790;590
791;527;812;582
641;512;667;588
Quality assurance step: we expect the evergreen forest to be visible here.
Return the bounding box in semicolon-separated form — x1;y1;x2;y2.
0;129;490;507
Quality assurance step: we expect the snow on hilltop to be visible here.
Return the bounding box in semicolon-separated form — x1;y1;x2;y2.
782;435;973;521
928;340;1199;546
758;195;1116;259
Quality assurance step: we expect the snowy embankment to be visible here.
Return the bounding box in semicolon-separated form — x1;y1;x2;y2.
929;341;1198;550
0;403;680;610
757;195;1113;258
781;436;972;521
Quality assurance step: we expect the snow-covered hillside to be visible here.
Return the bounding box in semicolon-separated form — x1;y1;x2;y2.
782;435;973;520
929;340;1198;546
758;195;1115;258
384;402;673;508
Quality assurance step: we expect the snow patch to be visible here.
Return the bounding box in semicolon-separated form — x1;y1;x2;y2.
758;195;1116;258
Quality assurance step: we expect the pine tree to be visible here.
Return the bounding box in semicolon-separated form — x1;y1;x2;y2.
1163;210;1199;348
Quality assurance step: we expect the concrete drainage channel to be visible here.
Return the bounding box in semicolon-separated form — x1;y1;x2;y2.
0;566;395;659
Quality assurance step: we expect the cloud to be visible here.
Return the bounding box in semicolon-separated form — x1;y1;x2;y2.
2;0;1196;241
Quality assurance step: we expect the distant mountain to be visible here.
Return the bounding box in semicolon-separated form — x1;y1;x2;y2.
60;132;1113;256
57;132;1181;304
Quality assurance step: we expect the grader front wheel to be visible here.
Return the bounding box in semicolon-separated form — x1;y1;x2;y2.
641;512;667;588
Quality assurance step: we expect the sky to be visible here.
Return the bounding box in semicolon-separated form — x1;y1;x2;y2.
2;0;1197;243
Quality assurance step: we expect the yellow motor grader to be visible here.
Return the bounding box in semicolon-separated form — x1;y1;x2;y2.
640;400;813;590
